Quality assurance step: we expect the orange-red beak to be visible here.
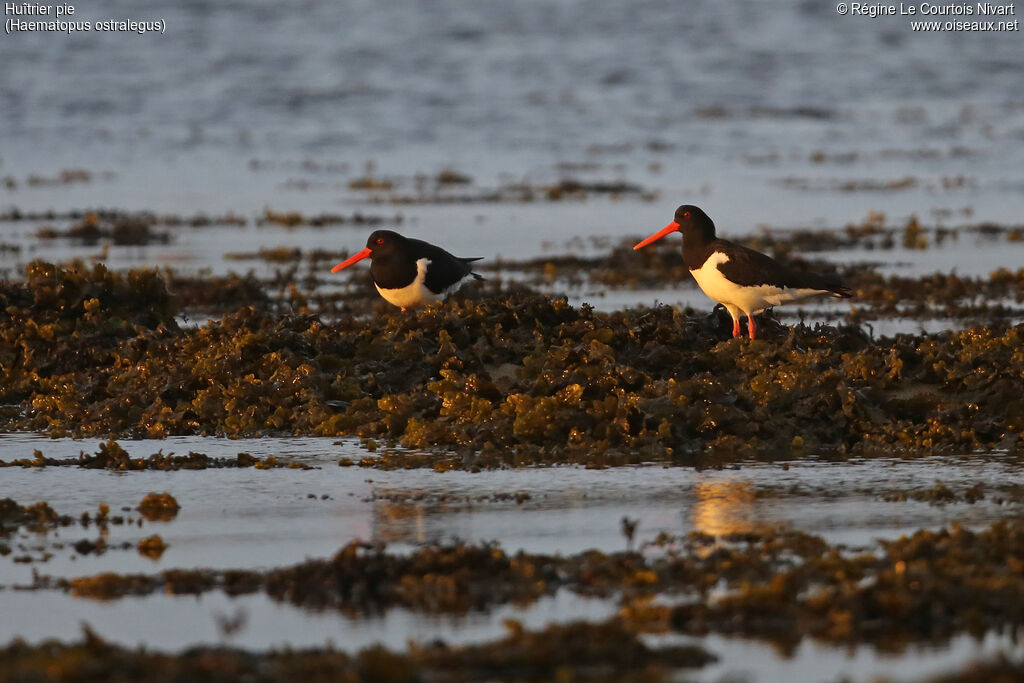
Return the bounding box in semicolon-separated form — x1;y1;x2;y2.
633;222;680;250
331;247;373;272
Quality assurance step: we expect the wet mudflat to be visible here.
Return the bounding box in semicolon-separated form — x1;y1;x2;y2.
2;209;1024;682
4;432;1024;681
2;212;1024;681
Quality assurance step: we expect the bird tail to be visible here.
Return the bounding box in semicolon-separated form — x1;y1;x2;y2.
799;272;852;298
460;256;485;281
831;284;853;298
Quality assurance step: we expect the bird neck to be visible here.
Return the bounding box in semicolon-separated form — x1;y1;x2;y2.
369;247;418;289
680;225;718;269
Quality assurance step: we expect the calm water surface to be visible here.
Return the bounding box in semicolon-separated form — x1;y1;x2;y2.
2;0;1021;232
2;435;1022;680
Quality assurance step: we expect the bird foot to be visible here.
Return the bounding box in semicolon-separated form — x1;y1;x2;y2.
748;316;757;340
732;320;741;338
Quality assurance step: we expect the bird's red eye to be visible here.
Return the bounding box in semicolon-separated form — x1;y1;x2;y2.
683;211;691;218
376;238;385;244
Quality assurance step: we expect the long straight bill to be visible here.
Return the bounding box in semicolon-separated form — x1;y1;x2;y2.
331;247;373;272
633;222;680;250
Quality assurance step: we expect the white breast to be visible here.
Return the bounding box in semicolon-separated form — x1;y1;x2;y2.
375;258;441;309
690;252;828;316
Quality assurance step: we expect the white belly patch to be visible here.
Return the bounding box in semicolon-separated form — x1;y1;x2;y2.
376;258;440;309
690;252;828;315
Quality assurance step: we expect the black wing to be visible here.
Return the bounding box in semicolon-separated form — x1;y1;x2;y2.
407;238;483;292
714;240;850;296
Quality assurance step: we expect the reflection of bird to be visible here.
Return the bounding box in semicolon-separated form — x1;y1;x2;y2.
331;230;483;311
372;499;427;544
214;607;249;641
692;481;762;536
621;516;638;551
634;205;852;339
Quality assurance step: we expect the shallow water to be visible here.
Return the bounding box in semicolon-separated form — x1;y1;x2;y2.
3;0;1023;236
3;435;1022;679
0;589;616;653
691;632;1024;683
7;584;1021;683
3;436;1020;583
3;593;1021;683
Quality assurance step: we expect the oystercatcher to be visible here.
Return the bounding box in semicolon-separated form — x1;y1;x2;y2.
633;205;852;339
331;230;484;310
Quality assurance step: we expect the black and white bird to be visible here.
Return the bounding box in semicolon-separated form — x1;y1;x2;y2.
633;205;852;339
331;230;484;311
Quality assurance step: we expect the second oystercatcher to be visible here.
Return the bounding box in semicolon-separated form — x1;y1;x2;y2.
331;230;484;311
633;205;852;339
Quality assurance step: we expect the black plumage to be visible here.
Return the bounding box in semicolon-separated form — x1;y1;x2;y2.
634;205;852;338
331;230;483;310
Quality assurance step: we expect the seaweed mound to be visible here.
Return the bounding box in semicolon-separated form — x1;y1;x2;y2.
37;521;1024;650
1;262;178;412
0;619;713;682
2;263;1023;464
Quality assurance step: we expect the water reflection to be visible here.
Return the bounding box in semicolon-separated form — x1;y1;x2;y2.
691;481;776;536
372;498;428;544
367;478;785;548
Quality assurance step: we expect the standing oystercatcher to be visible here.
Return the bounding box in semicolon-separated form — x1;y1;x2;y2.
331;230;484;311
633;205;852;339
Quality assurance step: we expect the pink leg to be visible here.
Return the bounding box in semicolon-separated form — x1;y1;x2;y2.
748;315;757;340
401;307;407;312
732;319;741;338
